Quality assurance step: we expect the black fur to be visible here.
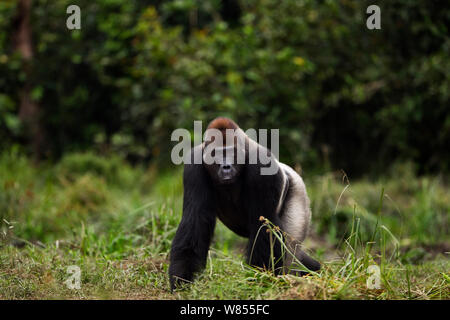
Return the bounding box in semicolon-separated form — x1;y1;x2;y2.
169;150;217;290
169;133;320;291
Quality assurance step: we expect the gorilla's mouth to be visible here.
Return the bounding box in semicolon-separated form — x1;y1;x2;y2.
217;166;237;184
218;173;236;184
220;175;234;183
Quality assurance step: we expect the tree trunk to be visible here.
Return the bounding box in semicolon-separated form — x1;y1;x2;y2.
13;0;44;160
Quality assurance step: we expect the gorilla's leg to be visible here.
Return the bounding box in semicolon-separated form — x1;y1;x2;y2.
284;243;321;276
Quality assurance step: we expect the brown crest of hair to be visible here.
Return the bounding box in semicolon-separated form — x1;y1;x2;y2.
206;117;240;146
207;117;239;130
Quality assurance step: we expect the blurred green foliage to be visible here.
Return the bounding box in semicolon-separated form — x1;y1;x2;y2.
0;0;449;175
0;151;447;253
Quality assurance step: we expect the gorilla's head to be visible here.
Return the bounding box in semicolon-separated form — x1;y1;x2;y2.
203;117;246;185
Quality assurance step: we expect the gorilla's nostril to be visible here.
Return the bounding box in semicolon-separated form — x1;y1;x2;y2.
222;164;231;171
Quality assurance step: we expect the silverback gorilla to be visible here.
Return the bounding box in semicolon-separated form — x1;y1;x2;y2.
169;117;320;290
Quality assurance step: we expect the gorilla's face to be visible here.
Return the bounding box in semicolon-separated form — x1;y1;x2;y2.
204;146;245;185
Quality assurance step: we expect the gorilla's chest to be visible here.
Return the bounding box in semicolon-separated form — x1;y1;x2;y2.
214;184;250;238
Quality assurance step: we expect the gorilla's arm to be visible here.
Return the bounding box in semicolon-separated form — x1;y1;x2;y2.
244;162;285;273
169;160;217;291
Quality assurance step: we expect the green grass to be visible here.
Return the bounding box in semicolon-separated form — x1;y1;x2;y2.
0;151;449;299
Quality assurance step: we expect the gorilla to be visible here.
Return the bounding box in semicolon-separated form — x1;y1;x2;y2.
169;117;320;290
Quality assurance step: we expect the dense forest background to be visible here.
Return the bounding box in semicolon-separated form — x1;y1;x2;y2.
0;0;449;300
0;0;448;176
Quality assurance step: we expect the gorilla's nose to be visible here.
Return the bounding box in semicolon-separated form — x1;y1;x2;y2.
221;164;232;172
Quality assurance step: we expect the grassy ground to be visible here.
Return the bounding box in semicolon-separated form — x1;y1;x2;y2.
0;151;448;299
